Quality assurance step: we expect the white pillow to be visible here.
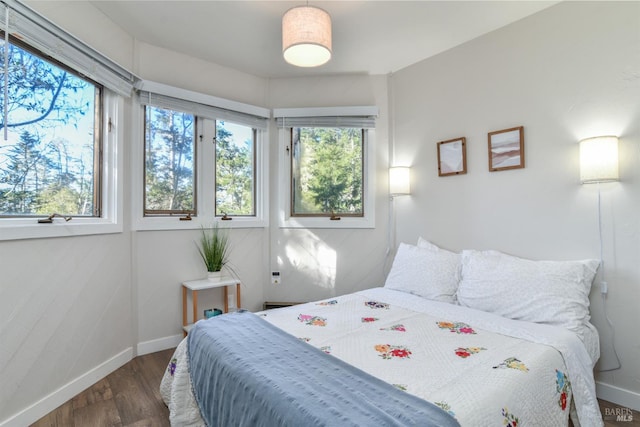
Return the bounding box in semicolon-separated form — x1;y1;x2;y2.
417;236;441;250
457;249;599;339
384;242;459;303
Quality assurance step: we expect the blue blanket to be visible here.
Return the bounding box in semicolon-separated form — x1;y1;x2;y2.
187;310;460;427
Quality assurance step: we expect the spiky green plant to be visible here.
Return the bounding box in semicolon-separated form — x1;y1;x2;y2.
197;225;230;272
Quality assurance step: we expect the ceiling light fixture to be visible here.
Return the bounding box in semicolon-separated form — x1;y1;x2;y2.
282;5;332;67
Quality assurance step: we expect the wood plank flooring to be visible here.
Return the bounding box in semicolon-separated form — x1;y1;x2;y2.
601;400;640;427
31;348;639;426
31;349;173;427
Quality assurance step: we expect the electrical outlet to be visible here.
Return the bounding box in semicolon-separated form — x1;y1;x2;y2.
271;271;281;285
600;281;608;294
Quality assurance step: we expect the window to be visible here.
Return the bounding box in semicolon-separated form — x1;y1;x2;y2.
134;81;269;230
0;37;102;218
274;106;378;229
291;127;363;217
0;1;136;240
144;106;196;216
215;121;256;217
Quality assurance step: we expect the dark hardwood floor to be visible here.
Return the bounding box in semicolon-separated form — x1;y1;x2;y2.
32;348;638;426
31;349;173;427
601;400;640;427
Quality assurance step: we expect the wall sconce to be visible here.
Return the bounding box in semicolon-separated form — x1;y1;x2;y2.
578;135;622;371
579;136;619;184
389;166;411;196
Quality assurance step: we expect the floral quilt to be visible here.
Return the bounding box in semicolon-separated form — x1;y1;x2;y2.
160;287;602;427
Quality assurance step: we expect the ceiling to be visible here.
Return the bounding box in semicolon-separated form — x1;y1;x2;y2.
89;1;558;79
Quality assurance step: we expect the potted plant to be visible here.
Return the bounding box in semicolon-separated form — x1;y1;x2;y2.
197;224;230;280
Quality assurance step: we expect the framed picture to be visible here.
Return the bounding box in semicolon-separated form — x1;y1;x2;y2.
488;126;524;172
437;137;467;177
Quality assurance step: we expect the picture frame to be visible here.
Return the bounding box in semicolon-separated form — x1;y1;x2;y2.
488;126;524;172
437;137;467;177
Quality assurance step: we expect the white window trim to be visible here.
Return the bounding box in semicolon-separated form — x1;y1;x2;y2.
131;86;269;231
0;92;124;241
277;127;376;229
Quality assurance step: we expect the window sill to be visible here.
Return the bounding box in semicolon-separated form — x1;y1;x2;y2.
0;218;122;241
279;215;374;229
132;216;268;231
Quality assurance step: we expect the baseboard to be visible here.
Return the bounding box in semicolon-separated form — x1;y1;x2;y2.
137;334;182;356
263;301;305;310
0;347;133;427
597;381;640;411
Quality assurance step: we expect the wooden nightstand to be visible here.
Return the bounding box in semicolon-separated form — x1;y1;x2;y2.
182;276;241;336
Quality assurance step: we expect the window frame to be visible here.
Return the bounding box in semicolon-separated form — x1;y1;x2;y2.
132;82;269;231
289;127;366;218
215;122;257;218
0;33;104;220
278;126;376;230
142;106;198;217
0;91;124;241
274;106;377;229
0;0;136;240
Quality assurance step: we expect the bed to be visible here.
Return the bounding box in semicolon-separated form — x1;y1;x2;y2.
160;240;604;427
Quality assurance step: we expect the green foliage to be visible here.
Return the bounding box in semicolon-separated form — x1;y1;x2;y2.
292;127;363;215
36;185;82;215
0;41;97;216
196;225;230;272
215;122;254;216
144;115;253;217
144;107;194;212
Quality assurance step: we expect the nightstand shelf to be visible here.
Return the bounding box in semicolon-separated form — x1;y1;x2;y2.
182;276;241;336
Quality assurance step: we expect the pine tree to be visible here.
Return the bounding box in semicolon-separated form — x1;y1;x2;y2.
294;127;363;215
144;107;194;211
0;41;96;216
0;131;43;213
215;122;253;216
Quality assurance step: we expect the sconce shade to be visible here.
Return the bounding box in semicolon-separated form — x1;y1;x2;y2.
389;166;411;196
579;136;619;183
282;6;332;67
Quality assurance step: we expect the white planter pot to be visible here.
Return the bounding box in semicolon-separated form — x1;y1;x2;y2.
207;271;223;281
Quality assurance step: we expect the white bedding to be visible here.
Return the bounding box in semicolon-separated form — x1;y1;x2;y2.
161;288;603;426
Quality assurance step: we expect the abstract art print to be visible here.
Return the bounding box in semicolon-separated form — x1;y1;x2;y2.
437;137;467;176
488;126;524;172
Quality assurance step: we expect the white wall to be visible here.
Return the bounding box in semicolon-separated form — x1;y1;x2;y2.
391;1;639;409
0;233;134;425
266;75;391;302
